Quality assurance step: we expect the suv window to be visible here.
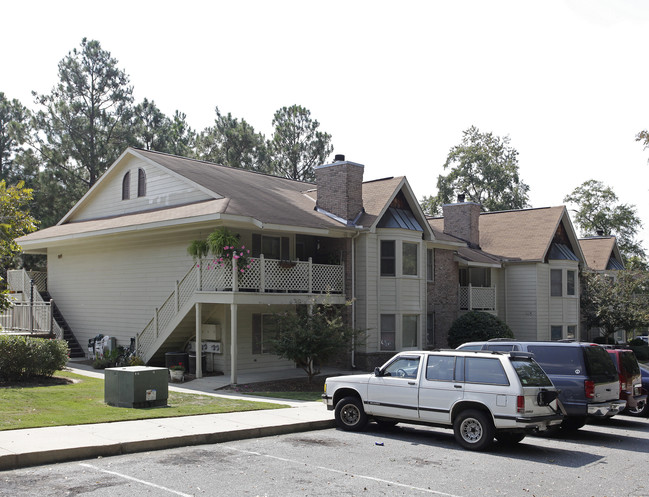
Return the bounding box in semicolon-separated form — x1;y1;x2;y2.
485;344;517;352
527;345;585;375
618;351;640;376
465;357;509;385
511;358;553;387
583;346;618;381
426;355;456;381
384;356;420;378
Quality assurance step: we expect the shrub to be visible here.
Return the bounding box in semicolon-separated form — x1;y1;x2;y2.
0;335;69;381
630;345;649;361
447;311;514;349
628;338;647;347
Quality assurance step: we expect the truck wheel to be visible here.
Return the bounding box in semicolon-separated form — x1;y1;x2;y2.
453;409;495;451
625;400;649;417
335;396;368;431
495;432;526;445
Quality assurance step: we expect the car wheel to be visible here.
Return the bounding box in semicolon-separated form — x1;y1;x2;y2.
334;396;368;431
561;416;587;431
453;409;495;451
625;400;649;417
495;432;526;445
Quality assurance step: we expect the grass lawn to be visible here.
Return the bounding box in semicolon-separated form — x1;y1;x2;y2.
0;370;286;431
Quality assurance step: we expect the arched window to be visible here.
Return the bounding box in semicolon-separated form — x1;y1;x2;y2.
122;171;130;200
137;168;146;197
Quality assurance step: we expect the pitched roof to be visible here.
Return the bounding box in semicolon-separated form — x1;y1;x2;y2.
428;206;579;263
18;149;434;249
579;236;624;271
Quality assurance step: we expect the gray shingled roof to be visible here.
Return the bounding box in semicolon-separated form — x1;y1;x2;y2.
579;236;623;271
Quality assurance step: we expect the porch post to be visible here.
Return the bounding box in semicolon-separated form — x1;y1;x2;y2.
230;303;238;384
468;283;472;310
308;257;313;293
195;303;203;379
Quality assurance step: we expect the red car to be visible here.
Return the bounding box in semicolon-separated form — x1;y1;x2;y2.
605;347;647;414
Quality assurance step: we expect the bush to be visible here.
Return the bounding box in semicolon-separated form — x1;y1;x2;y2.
0;335;69;381
630;345;649;361
628;338;647;347
447;311;514;349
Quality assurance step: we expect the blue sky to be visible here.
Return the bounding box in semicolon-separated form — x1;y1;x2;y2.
3;0;649;253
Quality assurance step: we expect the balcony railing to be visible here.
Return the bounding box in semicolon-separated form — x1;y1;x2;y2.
459;285;496;311
0;302;54;334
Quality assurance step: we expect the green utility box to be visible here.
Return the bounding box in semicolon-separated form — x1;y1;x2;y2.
104;366;169;408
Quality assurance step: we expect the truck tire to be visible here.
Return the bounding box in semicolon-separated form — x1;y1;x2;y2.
453;409;495;451
561;416;586;431
335;396;368;431
625;400;649;417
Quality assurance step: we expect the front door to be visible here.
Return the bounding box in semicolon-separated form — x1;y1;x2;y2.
366;355;421;421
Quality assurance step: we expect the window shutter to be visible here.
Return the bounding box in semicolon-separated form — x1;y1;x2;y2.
252;314;261;354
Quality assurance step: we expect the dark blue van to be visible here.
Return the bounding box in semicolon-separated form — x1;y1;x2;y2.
473;341;624;429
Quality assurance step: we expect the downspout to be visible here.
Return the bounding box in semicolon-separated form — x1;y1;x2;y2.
351;230;361;369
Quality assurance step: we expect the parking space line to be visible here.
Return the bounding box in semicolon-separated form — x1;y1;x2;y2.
226;447;464;497
79;463;194;497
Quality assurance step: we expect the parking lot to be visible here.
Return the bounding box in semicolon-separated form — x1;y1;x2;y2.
2;415;648;497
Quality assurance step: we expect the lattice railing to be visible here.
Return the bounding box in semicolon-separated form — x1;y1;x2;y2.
136;256;345;362
459;285;496;311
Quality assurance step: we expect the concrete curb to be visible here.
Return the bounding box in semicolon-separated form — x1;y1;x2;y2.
0;419;335;471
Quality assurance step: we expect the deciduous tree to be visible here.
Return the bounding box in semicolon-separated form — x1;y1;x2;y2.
269;299;363;382
421;126;530;216
581;269;649;339
564;180;645;262
268;105;333;182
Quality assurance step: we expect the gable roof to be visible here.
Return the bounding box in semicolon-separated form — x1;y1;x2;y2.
17;148;446;251
579;236;625;271
428;205;585;264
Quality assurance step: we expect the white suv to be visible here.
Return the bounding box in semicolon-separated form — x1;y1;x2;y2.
324;350;564;451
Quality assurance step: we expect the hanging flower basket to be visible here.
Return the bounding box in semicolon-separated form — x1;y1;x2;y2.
279;261;297;269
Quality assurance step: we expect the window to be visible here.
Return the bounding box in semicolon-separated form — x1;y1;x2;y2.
380;240;395;276
383;356;420;378
402;242;418;276
550;325;563;341
567;270;576;296
252;314;279;354
252;234;289;260
137;168;146;197
550;269;562;296
402;315;418;348
426;249;434;281
567;325;576;339
380;314;396;351
122;171;130;200
426;355;455;381
465;357;509;385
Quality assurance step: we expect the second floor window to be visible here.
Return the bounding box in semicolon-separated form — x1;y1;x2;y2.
402;242;418;276
122;171;130;200
550;269;562;296
137;168;146;197
380;240;395;276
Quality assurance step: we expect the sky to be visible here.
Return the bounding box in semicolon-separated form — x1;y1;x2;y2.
3;0;649;253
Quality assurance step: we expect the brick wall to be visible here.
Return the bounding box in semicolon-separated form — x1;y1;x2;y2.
427;248;459;349
315;161;364;222
442;202;481;247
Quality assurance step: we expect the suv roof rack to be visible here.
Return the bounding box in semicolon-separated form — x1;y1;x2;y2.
486;338;515;342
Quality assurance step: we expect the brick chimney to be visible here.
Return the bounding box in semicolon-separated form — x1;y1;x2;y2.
442;195;481;248
315;154;364;224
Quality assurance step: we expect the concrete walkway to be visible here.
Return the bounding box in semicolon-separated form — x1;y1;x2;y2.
0;361;354;471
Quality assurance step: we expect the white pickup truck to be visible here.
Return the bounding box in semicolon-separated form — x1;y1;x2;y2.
323;350;564;450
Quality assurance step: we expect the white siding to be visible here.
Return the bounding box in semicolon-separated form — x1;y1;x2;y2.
47;228;211;348
70;155;214;222
504;264;539;340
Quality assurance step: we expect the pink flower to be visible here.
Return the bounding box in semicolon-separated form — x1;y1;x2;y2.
233;255;239;259
196;264;200;268
246;265;251;269
241;245;245;249
246;249;250;254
